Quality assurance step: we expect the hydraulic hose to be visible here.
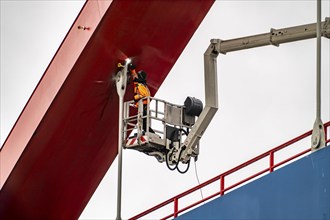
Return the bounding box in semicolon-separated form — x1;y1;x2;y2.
165;148;178;171
165;128;191;173
176;147;191;174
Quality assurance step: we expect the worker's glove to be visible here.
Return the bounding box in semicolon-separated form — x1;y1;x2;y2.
129;102;137;108
117;62;125;68
134;94;141;102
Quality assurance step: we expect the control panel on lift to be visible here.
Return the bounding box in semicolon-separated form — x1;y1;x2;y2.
123;96;203;173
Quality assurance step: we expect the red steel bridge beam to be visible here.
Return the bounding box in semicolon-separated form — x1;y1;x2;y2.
0;0;214;219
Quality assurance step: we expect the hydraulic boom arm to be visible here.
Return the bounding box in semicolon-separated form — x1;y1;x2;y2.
180;41;219;162
215;17;330;54
181;17;330;160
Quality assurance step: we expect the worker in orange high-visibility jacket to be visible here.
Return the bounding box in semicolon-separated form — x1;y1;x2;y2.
128;63;154;133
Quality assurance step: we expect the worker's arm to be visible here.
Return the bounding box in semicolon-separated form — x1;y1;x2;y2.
134;93;141;102
131;69;138;80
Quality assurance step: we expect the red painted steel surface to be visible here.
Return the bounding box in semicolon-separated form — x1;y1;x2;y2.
0;0;110;189
0;0;214;219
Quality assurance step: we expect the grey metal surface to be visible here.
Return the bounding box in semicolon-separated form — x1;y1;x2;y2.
181;40;219;162
217;17;330;54
115;59;130;220
165;104;183;126
312;0;326;151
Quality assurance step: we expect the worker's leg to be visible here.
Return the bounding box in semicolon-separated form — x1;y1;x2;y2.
143;104;155;133
142;105;148;132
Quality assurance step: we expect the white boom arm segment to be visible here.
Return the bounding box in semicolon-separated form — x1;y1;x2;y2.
216;18;330;54
181;41;219;161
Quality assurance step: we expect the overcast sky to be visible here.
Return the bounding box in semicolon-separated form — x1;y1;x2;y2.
1;1;329;219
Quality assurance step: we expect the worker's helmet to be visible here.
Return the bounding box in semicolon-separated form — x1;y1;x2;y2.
138;70;147;81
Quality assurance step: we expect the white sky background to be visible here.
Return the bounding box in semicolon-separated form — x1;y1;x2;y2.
1;1;330;219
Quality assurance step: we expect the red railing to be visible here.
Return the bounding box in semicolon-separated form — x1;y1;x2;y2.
130;121;330;220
